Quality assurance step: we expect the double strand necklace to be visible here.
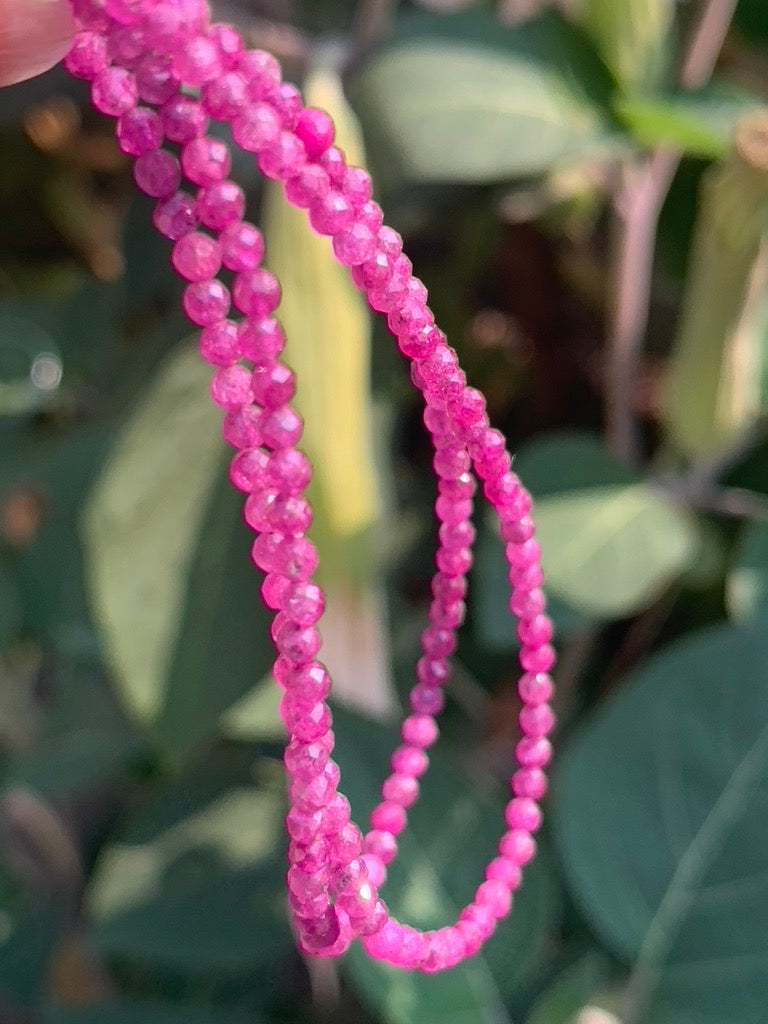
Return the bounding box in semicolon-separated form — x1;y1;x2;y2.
62;0;556;974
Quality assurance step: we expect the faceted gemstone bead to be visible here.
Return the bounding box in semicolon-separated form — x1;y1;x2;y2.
171;231;222;281
229;446;270;492
409;685;444;716
257;131;306;180
320;793;350;834
512;768;548;800
286;806;325;845
520;643;555;674
284;738;331;781
91;67;138;115
182;279;230;325
285;164;330;209
504;797;542;833
233;269;281;318
519;703;555;738
195;181;245;229
499;829;536;866
162;96;208;143
390;745;428;778
116;106;162;156
342;166;372;206
515;736;552;769
135;52;178;103
294;107;334;159
486;856;522;889
319;146;346;185
261;573;291;610
108;24;145;68
199;318;240;366
475;879;511;919
261;405;303;449
296;907;343;955
65;31;109;79
400;714;438;749
209;365;252;409
510;587;546;621
332;223;377;267
269;494;312;536
267;447;311;494
309;191;353;235
220;221;265;272
134;150;181;198
416;657;449;688
273;83;303;129
238;49;281;100
455;919;484;958
181;137;231;185
382;774;418;808
239;317;284;363
251;362;294;408
172;34;222;85
517;614;553;648
518;671;553;705
284;698;331;741
222;406;262;448
283;583;324;627
361;853;386;888
370;801;406;836
201;71;247;120
153;192;197;240
364;829;397;865
209;22;243;69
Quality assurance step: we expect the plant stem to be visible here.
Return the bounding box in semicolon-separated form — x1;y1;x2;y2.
606;0;739;466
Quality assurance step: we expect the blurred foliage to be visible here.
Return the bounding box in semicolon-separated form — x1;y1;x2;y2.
1;2;768;1024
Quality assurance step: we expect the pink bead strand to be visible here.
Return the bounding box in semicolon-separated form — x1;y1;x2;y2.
63;0;556;973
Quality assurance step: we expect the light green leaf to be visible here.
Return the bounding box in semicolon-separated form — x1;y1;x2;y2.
583;0;673;92
82;343;223;726
154;479;274;766
662;143;768;457
515;434;697;618
349;10;620;185
727;519;768;620
88;778;291;974
616;87;765;160
473;518;592;650
553;617;768;1024
333;706;557;1024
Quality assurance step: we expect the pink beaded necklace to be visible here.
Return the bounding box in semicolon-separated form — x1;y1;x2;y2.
62;0;556;974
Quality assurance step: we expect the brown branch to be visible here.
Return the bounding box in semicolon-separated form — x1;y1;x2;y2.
606;0;739;466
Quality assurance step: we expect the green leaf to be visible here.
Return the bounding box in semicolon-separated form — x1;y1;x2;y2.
616;86;765;160
661;147;768;457
473;517;592;651
80;341;272;767
525;952;612;1024
515;434;697;618
349;10;621;186
552;617;768;1024
583;0;673;92
727;519;768;620
155;478;274;767
47;1001;254;1024
82;343;223;728
88;777;291;975
333;706;557;1024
